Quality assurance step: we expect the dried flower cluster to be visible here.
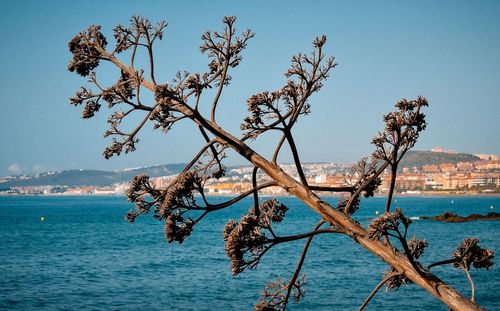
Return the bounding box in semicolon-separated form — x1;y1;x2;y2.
112;16;167;55
384;236;429;291
69;86;100;119
241;90;290;139
254;275;306;311
285;35;336;95
100;71;137;108
159;172;204;243
339;158;382;215
200;16;255;86
68;25;107;77
383;270;409;291
241;37;336;140
157;172;202;218
124;173;162;223
372;97;429;164
368;208;412;240
125;171;204;244
408;236;429;261
103;137;139;160
452;237;494;272
367;209;432;292
223;199;288;275
254;199;289;226
223;214;266;275
68;16;172;162
164;212;195;244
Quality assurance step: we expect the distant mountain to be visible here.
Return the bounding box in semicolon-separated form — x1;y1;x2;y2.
0;164;186;187
399;151;479;170
0;150;485;188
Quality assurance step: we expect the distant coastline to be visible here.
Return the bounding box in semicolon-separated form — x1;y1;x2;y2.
1;150;498;197
1;192;499;198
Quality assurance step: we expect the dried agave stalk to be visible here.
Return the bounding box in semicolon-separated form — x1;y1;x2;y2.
68;16;493;310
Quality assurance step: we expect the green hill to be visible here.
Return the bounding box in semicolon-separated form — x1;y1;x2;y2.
0;164;186;187
399;151;479;170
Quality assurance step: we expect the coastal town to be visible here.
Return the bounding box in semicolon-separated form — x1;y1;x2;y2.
1;149;498;197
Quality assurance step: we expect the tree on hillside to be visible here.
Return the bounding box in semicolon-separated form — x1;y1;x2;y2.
67;16;493;310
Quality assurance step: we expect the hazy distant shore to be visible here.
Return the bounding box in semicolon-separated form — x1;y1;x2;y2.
1;192;499;198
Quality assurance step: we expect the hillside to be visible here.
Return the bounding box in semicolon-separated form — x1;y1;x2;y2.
399;150;479;170
0;164;186;187
0;151;484;188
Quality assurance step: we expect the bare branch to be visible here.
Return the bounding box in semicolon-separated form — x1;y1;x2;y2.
282;220;325;309
358;271;402;311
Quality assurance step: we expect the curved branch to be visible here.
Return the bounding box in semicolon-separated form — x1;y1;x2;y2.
205;181;280;211
427;258;459;270
283;220;325;310
144;29;157;85
394;226;424;275
310;185;354;192
344;161;389;214
210;24;232;122
198;125;224;173
284;128;309;187
272;135;287;164
270;226;345;245
252;166;260;216
358;271;402;311
385;133;400;213
464;269;475;303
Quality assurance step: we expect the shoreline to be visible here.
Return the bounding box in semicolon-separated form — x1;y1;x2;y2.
1;192;499;198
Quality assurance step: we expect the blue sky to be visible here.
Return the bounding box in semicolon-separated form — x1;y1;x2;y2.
1;0;499;176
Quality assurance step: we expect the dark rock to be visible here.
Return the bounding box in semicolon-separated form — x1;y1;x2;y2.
421;212;500;222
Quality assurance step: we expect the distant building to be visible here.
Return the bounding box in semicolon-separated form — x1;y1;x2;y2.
475;160;500;171
422;164;440;173
395;174;425;190
94;189;115;195
425;175;444;189
114;183;129;194
314;174;327;184
474;154;499;161
439;163;457;173
448;173;472;189
431;147;445;152
456;162;474;171
471;173;500;187
150;175;177;189
431;147;457;154
471;175;488;187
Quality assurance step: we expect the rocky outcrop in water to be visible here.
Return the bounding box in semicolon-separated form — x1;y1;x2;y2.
421;212;500;222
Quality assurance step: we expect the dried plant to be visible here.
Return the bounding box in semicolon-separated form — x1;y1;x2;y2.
254;275;306;311
68;16;493;310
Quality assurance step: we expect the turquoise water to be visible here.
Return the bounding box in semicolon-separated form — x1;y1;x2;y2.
0;195;498;310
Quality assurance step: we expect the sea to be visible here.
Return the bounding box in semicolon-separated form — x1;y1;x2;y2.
0;195;498;310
